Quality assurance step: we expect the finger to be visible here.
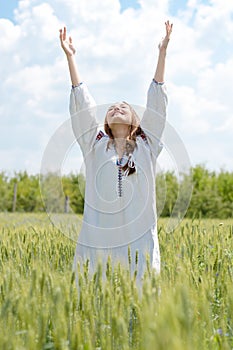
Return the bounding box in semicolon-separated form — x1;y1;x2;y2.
69;36;72;44
168;23;173;36
59;28;64;43
165;20;173;36
63;26;67;41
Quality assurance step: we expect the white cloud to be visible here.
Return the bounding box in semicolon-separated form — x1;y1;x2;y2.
0;19;20;52
0;0;233;174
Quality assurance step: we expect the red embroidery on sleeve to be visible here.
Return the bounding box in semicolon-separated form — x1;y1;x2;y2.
140;131;149;144
95;130;105;141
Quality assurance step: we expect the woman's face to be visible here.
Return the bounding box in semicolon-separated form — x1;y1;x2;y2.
106;102;133;128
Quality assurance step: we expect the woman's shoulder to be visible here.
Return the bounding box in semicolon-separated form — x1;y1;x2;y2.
136;129;149;146
95;130;109;144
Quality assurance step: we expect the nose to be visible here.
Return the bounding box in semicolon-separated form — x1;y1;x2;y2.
114;106;120;111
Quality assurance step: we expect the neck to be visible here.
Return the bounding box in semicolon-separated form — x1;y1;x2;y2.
114;138;126;159
111;124;129;139
110;125;130;159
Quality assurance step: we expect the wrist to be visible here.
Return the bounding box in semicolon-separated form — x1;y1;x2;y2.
158;48;167;56
66;53;75;60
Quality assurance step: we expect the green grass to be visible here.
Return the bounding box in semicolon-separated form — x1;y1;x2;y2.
0;213;232;349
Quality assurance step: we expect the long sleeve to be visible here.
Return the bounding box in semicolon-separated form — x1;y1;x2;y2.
69;83;98;157
140;80;168;158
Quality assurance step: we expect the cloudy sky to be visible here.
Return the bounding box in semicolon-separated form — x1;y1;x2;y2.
0;0;233;176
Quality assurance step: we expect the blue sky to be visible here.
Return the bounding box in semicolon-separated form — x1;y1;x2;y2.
120;0;141;11
0;0;232;175
1;0;192;21
1;1;141;19
0;0;18;21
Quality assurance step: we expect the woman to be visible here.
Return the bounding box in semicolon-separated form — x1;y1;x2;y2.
59;21;173;281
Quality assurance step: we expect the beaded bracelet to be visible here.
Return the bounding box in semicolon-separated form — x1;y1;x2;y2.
153;78;164;85
72;82;83;88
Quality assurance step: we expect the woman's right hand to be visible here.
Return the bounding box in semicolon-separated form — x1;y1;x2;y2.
158;20;173;52
59;27;76;57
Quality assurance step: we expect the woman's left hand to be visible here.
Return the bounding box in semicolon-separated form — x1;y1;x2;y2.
158;20;173;52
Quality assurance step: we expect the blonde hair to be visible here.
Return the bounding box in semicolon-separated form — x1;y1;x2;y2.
104;102;143;175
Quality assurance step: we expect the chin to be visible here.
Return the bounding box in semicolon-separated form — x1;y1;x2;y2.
110;119;130;127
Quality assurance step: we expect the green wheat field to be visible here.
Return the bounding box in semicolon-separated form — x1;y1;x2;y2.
0;213;232;350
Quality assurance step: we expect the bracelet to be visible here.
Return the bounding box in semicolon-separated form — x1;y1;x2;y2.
153;78;164;85
72;82;83;88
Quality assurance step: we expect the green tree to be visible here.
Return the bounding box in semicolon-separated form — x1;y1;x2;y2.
8;171;43;212
62;173;85;214
156;171;178;217
0;172;12;211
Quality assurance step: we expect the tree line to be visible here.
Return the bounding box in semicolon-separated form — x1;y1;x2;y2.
0;165;232;218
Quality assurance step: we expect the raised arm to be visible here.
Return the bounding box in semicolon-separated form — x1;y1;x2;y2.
59;27;82;87
153;20;173;83
141;21;173;158
59;27;98;157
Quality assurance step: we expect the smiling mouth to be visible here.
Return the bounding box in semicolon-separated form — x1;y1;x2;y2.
112;111;124;116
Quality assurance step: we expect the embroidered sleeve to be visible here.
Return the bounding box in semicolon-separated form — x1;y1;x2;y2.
95;130;105;142
140;130;149;145
70;83;98;156
140;80;168;158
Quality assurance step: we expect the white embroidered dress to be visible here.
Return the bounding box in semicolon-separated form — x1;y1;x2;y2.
70;80;168;279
